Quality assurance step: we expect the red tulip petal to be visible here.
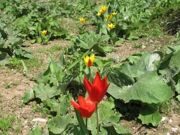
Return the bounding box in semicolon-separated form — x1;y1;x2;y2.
93;72;101;85
93;72;104;100
78;96;86;106
84;76;92;95
103;76;109;90
71;100;80;110
71;96;97;118
91;73;109;102
79;107;92;118
79;98;96;117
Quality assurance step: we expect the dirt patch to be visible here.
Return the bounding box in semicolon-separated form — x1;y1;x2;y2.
108;35;175;61
23;39;70;78
0;67;42;135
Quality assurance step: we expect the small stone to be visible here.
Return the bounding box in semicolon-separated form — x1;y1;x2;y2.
171;127;178;133
142;45;146;49
161;117;168;122
32;118;47;123
32;118;47;128
169;119;172;123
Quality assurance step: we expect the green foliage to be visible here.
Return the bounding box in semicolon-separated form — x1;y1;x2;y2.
48;115;74;134
138;105;162;126
1;0;69;44
68;32;112;56
108;45;180;126
0;22;31;61
109;72;173;104
0;116;15;134
78;0;180;41
29;127;43;135
107;0;180;39
88;100;130;135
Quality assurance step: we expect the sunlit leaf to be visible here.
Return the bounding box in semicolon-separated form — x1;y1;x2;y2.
138;105;162;126
109;72;173;104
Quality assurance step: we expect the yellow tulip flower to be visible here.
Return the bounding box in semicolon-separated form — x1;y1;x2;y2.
112;12;117;16
84;54;95;67
107;23;115;30
41;30;47;36
79;17;86;24
97;5;108;16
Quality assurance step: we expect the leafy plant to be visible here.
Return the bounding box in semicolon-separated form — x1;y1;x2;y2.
0;21;31;61
13;1;68;44
108;45;180;126
67;32;112;56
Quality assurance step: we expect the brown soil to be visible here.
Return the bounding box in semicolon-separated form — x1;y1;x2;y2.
0;67;40;135
108;35;175;61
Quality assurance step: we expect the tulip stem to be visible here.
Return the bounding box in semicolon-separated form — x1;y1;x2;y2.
85;118;88;128
96;108;100;135
88;67;91;80
75;111;88;135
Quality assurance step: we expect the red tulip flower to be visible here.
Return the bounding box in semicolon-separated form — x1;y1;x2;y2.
84;72;109;103
71;96;96;118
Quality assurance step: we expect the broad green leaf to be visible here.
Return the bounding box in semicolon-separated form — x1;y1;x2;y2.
23;89;35;104
67;124;85;135
108;68;134;87
177;95;180;101
175;80;180;101
120;53;161;79
175;80;180;94
48;115;73;134
44;94;70;115
169;49;180;72
34;84;59;101
138;105;162;126
108;83;130;99
111;72;173;104
103;123;130;135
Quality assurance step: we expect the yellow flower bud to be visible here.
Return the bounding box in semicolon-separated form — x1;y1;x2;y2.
107;23;115;30
41;30;47;36
97;5;108;16
84;54;95;67
79;17;86;25
112;12;117;16
106;14;113;21
97;12;101;16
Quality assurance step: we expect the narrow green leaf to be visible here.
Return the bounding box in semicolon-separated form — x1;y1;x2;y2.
75;111;89;135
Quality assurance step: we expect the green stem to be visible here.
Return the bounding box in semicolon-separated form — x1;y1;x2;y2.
88;67;91;80
75;111;88;135
96;107;99;135
86;118;88;128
